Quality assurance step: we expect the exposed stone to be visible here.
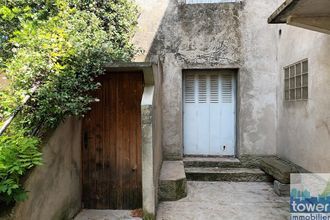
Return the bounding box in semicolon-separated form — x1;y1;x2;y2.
185;167;273;182
274;180;290;197
159;161;187;201
259;157;298;184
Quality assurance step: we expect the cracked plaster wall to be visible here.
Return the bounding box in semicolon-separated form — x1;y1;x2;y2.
134;0;280;159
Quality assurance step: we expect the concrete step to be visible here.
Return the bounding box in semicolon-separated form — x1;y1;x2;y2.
159;161;187;201
185;167;273;182
183;156;242;168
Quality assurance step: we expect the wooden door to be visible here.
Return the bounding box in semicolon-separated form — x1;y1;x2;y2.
82;71;143;209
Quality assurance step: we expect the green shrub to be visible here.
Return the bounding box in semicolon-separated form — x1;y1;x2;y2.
0;130;41;205
0;0;138;205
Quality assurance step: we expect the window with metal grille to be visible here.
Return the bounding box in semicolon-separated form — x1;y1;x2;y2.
186;0;239;4
284;59;308;101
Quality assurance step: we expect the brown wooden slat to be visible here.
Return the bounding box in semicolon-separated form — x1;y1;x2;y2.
82;71;143;209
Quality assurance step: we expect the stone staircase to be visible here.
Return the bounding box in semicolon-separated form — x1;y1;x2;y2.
184;157;273;182
158;157;273;202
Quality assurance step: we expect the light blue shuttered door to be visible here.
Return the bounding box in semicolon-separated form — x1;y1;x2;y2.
183;70;236;156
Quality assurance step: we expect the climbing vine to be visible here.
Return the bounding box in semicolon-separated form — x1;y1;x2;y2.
0;0;139;206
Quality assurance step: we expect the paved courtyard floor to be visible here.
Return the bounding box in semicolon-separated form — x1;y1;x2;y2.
157;181;290;220
75;181;289;220
74;209;142;220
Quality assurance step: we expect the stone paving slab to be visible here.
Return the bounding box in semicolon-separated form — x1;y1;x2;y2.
260;157;298;184
74;209;142;220
157;181;290;220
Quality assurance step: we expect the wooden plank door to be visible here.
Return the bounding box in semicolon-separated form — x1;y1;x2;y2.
82;71;143;209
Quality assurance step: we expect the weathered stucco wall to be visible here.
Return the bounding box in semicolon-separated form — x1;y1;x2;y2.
277;26;330;172
141;63;163;216
152;63;163;207
134;0;280;159
11;118;82;220
238;0;280;155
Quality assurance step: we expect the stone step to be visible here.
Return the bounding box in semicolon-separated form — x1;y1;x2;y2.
259;157;299;184
185;167;273;182
159;161;187;201
183;156;242;168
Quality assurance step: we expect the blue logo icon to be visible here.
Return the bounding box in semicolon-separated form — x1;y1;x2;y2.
290;174;330;220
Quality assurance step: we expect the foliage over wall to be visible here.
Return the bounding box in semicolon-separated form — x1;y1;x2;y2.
0;0;138;206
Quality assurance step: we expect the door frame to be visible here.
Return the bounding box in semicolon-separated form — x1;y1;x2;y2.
181;68;239;157
80;62;160;215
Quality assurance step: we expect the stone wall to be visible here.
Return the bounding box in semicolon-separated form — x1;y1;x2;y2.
276;26;330;172
134;0;280;159
8;118;82;220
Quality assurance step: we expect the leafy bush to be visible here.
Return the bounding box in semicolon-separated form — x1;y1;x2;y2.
1;0;139;130
0;130;42;205
0;0;138;205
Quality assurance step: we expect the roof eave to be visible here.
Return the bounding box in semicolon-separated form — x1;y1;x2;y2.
268;0;301;24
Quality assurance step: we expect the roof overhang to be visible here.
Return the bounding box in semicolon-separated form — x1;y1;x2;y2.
104;62;157;86
268;0;330;34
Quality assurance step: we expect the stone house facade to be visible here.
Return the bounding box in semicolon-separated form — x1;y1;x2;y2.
2;0;329;219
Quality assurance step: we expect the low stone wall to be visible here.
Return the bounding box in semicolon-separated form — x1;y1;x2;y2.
2;118;82;220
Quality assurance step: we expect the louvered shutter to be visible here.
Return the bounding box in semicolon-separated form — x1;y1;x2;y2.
198;74;207;103
184;71;236;156
184;74;196;103
210;75;219;103
221;74;233;103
